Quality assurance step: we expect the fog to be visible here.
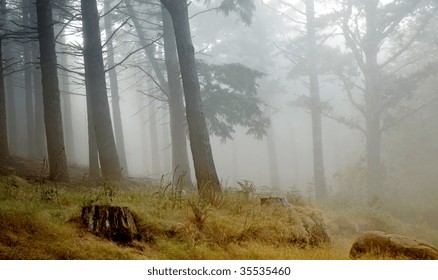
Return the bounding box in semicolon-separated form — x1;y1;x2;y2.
3;0;438;213
58;1;362;192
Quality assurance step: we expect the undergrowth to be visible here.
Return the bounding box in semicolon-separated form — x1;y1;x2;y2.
0;174;436;260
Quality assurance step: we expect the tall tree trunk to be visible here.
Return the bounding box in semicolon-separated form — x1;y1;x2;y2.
265;108;280;190
57;20;76;164
363;0;383;195
306;0;327;200
231;139;238;182
161;106;171;174
149;98;161;175
125;0;169;93
81;0;121;179
160;1;221;200
22;0;36;158
36;0;69;181
87;87;100;179
0;0;8;158
4;64;16;155
103;0;128;176
138;93;149;174
0;38;8;158
161;4;192;187
30;0;47;159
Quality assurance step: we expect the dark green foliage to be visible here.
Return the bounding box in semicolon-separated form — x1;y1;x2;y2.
197;61;269;141
217;0;256;26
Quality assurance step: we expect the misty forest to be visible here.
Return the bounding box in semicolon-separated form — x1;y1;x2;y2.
0;0;438;260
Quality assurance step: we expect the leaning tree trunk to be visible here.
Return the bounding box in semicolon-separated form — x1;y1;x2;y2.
125;0;169;92
161;4;193;188
36;0;69;181
306;0;327;200
160;1;221;200
81;0;121;179
103;0;128;176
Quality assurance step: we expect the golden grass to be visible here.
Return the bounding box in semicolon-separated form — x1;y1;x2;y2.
0;174;436;260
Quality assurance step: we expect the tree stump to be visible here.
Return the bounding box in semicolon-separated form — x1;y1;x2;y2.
81;205;139;243
350;231;438;260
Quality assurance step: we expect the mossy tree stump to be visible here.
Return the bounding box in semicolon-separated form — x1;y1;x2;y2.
81;205;139;243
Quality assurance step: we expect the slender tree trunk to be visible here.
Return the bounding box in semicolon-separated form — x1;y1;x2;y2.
36;0;69;181
306;0;327;200
364;0;383;195
161;106;171;174
231;139;238;182
0;0;8;158
265;108;280;190
0;36;8;158
30;0;47;159
103;0;128;176
4;64;16;155
125;0;169;93
22;0;36;158
81;0;121;179
161;1;221;199
161;4;192;187
138;93;149;174
149;98;161;175
87;88;100;179
57;22;76;164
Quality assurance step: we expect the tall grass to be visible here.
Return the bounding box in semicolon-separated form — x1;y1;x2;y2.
0;174;436;260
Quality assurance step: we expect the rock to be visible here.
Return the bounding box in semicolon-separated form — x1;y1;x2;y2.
81;205;139;243
350;231;438;260
261;196;292;208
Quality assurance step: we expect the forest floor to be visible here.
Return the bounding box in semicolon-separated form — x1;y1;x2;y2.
0;156;437;260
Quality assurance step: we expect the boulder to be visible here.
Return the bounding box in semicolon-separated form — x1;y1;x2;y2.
81;205;139;243
350;231;438;260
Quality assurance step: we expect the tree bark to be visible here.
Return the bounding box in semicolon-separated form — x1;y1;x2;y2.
4;60;16;155
81;0;121;179
363;0;383;195
0;37;8;158
160;1;221;199
103;0;128;176
265;107;280;190
149;98;161;175
36;0;69;181
30;0;47;159
22;0;36;158
161;4;192;187
0;0;8;158
86;88;100;179
56;19;76;164
1;0;15;154
306;0;327;200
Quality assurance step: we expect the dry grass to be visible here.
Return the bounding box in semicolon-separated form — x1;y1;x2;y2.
0;174;436;260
